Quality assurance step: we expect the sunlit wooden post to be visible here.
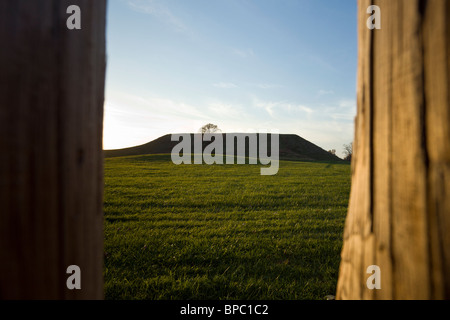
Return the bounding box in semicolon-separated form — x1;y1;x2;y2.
337;0;450;299
0;0;106;299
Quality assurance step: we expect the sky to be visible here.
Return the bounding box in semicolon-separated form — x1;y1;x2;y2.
104;0;357;158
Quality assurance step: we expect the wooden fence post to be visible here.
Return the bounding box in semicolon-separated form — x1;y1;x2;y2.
337;0;450;299
0;0;106;299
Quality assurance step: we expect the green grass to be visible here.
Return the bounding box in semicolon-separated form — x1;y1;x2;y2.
104;154;351;300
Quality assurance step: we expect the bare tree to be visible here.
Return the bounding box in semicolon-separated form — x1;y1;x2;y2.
199;123;221;134
343;142;352;161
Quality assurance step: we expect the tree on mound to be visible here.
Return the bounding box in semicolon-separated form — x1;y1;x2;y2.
343;142;352;161
199;123;221;134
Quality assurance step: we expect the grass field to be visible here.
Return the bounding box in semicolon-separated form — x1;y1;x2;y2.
104;154;351;300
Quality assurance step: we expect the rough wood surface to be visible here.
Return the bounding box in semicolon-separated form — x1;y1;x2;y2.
337;0;450;300
0;0;106;299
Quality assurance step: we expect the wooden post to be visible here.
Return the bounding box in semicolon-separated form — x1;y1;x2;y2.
0;0;106;299
337;0;450;299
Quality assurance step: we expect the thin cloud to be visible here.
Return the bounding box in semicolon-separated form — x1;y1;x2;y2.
339;99;356;109
253;83;283;89
329;113;355;121
126;0;188;33
252;98;314;119
208;102;244;119
318;89;335;96
321;99;356;122
213;82;238;89
296;105;314;114
308;54;337;72
114;91;209;120
231;48;255;58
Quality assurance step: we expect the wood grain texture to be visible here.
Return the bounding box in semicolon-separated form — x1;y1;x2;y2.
0;0;106;299
337;0;450;300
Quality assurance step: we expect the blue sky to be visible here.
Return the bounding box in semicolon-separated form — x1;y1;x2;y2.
104;0;357;157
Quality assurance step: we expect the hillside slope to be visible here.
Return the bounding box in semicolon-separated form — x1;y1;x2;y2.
104;133;344;162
